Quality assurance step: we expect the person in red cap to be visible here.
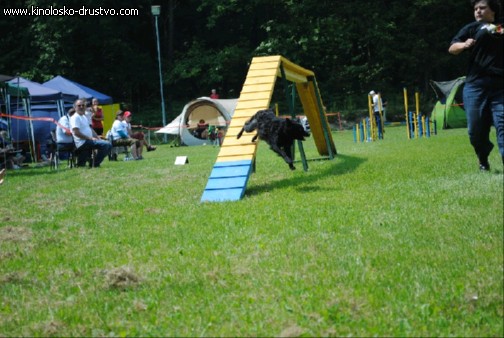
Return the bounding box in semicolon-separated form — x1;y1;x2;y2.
108;110;138;160
123;111;156;160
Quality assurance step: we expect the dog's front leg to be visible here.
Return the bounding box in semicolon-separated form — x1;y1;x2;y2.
270;144;295;170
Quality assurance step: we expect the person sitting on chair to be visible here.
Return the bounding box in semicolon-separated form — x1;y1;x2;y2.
109;110;139;160
0;130;26;169
122;111;156;160
70;99;111;168
194;119;209;139
56;108;76;152
0;130;25;170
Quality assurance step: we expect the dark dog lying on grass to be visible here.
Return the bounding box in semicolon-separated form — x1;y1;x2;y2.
237;108;310;170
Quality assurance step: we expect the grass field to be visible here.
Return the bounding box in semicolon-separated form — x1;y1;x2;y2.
0;126;503;337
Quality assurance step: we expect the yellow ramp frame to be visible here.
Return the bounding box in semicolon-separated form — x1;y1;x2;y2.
201;55;336;202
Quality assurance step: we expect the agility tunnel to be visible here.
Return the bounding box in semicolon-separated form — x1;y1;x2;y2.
201;55;336;202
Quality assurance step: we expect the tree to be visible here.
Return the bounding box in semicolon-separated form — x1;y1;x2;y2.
0;0;474;123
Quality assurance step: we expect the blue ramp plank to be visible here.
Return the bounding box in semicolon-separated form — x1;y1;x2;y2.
201;160;254;202
205;176;248;190
201;188;245;202
210;165;251;178
213;160;253;168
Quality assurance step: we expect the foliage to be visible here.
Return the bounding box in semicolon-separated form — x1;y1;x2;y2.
0;0;478;122
0;127;502;336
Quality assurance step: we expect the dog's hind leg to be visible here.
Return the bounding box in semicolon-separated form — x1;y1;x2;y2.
243;119;258;133
237;118;258;139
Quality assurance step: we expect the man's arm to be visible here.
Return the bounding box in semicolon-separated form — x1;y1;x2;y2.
72;128;96;141
449;39;475;55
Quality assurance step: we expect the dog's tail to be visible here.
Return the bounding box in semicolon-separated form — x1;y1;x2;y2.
236;127;244;139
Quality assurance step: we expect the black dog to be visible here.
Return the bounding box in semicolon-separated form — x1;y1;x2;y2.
237;109;310;170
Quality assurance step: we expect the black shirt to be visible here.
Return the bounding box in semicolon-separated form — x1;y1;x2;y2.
451;20;503;82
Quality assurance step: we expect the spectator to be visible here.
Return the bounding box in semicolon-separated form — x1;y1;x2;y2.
217;127;225;146
210;88;219;99
123;111;157;158
194;119;209;139
90;98;104;136
0;131;25;170
109;110;139;160
56;108;76;152
70;99;111;168
83;99;93;127
208;125;218;146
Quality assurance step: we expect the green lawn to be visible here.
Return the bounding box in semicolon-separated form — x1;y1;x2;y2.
0;126;502;337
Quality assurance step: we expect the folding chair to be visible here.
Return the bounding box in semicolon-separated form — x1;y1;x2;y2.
74;146;94;167
48;131;77;170
107;133;133;161
52;143;77;170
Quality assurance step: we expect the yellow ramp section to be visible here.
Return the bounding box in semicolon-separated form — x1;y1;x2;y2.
202;55;336;202
201;56;280;202
296;81;336;156
218;56;282;162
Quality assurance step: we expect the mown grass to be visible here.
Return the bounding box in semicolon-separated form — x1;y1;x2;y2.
0;126;502;337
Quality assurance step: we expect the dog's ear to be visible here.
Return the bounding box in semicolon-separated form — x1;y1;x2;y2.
285;118;292;125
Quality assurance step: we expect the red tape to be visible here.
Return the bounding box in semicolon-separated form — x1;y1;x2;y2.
0;113;71;134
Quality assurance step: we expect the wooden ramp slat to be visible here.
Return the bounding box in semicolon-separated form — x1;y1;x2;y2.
241;83;276;93
234;100;271;110
228;117;256;128
217;144;257;157
237;92;274;101
221;135;256;146
216;155;254;162
201;188;246;202
243;75;277;85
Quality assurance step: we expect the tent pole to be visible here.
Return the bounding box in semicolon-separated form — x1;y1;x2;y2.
23;98;37;163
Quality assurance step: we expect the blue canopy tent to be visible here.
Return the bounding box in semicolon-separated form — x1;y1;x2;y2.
43;75;113;104
0;118;7;130
5;77;76;161
0;74;15;82
43;75;118;135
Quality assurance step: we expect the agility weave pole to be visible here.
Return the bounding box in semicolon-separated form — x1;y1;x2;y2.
404;89;437;139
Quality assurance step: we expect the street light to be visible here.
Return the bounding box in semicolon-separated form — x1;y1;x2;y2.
151;5;167;143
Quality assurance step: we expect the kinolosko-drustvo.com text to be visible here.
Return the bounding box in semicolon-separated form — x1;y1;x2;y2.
4;6;139;16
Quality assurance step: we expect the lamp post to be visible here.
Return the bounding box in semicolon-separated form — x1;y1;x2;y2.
151;5;167;143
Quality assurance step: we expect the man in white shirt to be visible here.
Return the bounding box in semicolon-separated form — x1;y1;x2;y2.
56;108;75;151
70;99;111;167
369;90;384;139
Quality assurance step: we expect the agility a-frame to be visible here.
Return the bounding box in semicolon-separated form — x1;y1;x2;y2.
201;55;336;202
